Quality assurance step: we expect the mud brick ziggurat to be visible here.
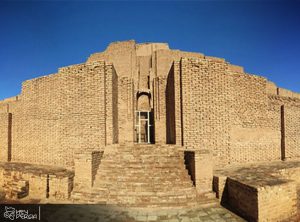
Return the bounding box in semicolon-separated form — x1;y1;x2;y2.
1;40;300;220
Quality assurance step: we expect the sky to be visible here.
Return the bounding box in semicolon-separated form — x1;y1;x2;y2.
0;1;299;100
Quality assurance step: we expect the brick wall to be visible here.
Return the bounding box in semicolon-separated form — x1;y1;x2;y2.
0;113;11;162
0;163;73;200
118;77;134;144
73;151;103;190
178;57;232;165
257;181;297;221
285;105;300;159
10;61;117;169
105;64;118;145
153;76;168;144
174;57;287;166
87;40;136;80
173;61;182;146
226;177;297;222
268;95;300;160
229;71;281;164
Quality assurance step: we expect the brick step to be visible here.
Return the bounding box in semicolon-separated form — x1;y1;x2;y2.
80;144;197;207
71;194;107;204
117;146;183;150
196;192;218;208
103;155;182;160
106;196;196;204
114;150;182;153
115;201;197;209
199;191;217;199
105;196;197;207
110;149;180;155
106;196;196;205
93;176;193;184
95;169;188;175
96;167;189;173
106;191;197;199
98;164;186;169
92;188;195;195
98;162;186;169
94;179;190;186
101;159;184;166
105;152;180;157
92;184;195;192
94;178;192;186
94;176;191;182
93;181;192;190
95;169;190;177
101;159;184;165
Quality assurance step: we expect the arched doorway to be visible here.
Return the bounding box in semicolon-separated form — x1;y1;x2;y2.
135;92;154;143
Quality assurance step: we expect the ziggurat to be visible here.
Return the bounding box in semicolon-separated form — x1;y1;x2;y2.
1;40;300;221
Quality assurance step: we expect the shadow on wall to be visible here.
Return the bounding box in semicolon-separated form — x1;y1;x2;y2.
7;113;12;162
165;65;176;144
215;179;247;221
184;151;196;186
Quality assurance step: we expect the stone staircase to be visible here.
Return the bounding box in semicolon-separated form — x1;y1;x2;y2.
72;144;200;208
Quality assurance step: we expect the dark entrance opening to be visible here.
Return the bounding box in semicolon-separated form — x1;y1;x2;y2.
135;110;154;143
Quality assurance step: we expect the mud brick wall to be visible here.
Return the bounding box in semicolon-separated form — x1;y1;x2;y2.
87;40;137;79
0;113;11;161
278;87;300;99
0;103;9;114
257;181;297;221
176;57;283;166
0;165;73;200
2;170;30;199
285;105;300;159
178;57;232;165
194;150;213;193
118;77;134;144
105;64;118;145
74;151;103;190
173;61;182;146
154;49;204;78
268;95;300;160
49;175;73;200
153;76;168;144
223;178;297;221
226;178;297;221
229;72;281;164
11;61;117;168
0;97;19;114
27;174;48;199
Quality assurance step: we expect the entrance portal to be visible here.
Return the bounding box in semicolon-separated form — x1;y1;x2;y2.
135;111;153;143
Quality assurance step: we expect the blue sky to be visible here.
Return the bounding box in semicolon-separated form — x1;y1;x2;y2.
0;1;299;100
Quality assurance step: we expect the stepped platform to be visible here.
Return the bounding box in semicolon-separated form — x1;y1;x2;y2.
72;144;210;208
213;160;300;222
0;162;74;201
